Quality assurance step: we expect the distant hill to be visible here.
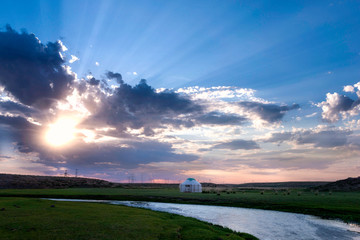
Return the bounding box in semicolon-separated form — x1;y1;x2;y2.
0;174;115;189
233;181;329;189
5;173;356;190
314;176;360;191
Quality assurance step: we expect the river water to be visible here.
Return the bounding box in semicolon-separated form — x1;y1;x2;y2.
49;199;360;240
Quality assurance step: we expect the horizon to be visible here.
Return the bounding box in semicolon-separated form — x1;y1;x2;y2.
0;172;340;185
1;1;360;184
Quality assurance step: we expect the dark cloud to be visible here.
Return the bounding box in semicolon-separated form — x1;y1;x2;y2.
265;129;352;148
0;101;37;117
195;111;247;125
238;101;299;123
0;115;42;153
264;132;293;144
212;139;260;150
118;79;201;114
0;115;38;132
0;25;74;108
333;95;357;111
88;77;100;86
32;138;198;170
106;71;123;84
89;78;203;133
295;130;350;148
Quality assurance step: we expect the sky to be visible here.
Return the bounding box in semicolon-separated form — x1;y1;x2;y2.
0;0;360;183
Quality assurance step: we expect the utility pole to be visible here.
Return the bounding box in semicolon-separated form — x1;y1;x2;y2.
75;169;78;178
130;174;135;183
64;170;68;177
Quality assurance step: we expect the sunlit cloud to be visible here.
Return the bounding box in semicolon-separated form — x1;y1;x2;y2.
317;83;360;123
69;55;80;63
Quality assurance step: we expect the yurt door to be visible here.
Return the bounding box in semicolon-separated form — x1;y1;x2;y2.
185;185;191;192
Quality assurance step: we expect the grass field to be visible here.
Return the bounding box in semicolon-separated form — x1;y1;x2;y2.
0;197;257;240
1;187;360;224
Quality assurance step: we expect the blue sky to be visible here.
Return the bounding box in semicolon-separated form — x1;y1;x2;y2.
0;0;360;183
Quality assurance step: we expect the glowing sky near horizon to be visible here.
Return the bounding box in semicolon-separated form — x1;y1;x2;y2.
0;0;360;183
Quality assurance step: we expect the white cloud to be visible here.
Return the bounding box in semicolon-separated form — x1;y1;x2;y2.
58;40;68;52
343;85;355;93
305;112;317;118
69;55;79;63
354;82;360;90
156;88;167;93
318;92;360;122
176;86;263;102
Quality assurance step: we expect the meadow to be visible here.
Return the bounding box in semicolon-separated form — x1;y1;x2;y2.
0;197;257;240
1;187;359;224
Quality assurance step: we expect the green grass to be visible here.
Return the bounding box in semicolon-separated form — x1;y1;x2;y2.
1;188;360;223
0;198;257;240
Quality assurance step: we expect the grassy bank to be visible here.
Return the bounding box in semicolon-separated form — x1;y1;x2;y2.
1;188;360;224
0;197;256;240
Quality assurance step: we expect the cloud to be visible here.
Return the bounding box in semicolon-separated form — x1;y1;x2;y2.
318;82;360;122
318;92;360;122
0;25;75;109
176;86;258;101
265;128;352;148
35;140;198;170
264;131;293;144
211;139;260;150
344;85;355;93
106;71;123;84
305;112;317;118
69;55;79;63
0;101;37;117
0;115;42;153
88;77;100;86
195;111;247;125
238;101;300;123
89;78;203;134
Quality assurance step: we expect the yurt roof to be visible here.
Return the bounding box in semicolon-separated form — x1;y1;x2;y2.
181;178;201;185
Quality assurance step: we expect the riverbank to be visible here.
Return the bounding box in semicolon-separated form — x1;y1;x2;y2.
0;197;257;240
1;188;359;224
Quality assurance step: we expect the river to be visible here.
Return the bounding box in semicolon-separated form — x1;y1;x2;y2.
49;199;360;240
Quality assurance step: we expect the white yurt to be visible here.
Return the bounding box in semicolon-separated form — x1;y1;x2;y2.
179;178;202;193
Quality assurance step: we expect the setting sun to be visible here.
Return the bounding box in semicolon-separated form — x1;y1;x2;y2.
45;118;78;147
